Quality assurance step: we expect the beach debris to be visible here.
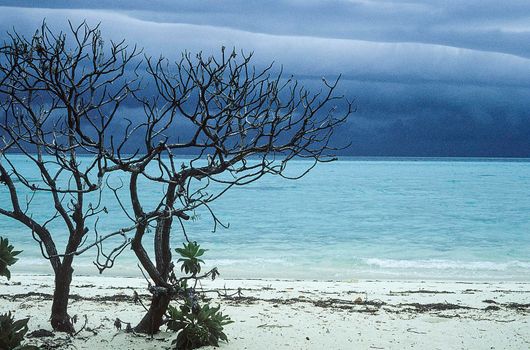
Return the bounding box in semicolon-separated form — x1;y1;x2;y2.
27;329;55;338
0;291;144;303
406;327;427;334
218;286;243;299
132;290;150;312
462;289;481;294
503;302;530;311
257;324;293;328
72;315;88;337
36;336;74;350
482;300;530;311
84;326;99;336
484;305;501;311
401;302;471;312
114;318;122;330
113;318;133;333
390;289;454;295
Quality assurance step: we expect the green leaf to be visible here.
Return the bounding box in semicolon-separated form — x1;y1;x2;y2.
175;242;207;276
0;237;22;281
0;312;33;350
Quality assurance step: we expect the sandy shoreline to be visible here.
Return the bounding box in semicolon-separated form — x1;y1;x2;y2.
1;274;529;349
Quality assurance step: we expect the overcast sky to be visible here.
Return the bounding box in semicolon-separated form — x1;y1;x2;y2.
1;1;530;156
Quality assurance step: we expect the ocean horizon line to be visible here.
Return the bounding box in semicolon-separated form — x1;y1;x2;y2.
3;151;530;162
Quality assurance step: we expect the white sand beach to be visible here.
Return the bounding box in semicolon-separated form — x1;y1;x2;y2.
1;274;529;349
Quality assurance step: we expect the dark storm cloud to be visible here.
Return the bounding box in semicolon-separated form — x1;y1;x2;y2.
4;0;530;58
0;1;529;156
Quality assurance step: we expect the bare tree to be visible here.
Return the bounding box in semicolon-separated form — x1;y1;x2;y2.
0;21;350;336
100;49;352;333
0;22;140;332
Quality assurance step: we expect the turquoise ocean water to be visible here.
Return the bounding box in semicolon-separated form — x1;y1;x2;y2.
2;156;530;281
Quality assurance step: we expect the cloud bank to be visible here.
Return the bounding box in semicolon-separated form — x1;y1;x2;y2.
0;2;529;156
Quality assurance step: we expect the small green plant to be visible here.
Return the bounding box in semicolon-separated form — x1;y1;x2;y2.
0;312;38;350
0;237;21;280
175;242;207;275
167;242;232;350
0;238;38;350
167;300;233;350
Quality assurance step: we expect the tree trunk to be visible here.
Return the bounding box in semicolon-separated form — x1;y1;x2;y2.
135;215;173;334
134;292;171;334
50;264;75;333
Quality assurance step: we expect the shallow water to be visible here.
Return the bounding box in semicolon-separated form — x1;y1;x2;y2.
3;156;530;281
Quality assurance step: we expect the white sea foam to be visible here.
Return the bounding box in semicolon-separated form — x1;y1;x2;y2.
364;258;530;271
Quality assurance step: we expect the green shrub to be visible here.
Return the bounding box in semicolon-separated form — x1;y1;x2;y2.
0;237;21;280
167;302;233;350
167;242;233;350
0;312;38;350
1;238;37;350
